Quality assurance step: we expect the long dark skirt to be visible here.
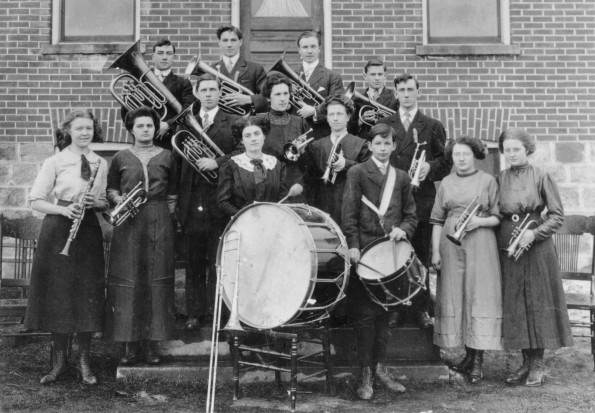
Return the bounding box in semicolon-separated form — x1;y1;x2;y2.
497;218;573;350
105;201;175;342
24;207;105;334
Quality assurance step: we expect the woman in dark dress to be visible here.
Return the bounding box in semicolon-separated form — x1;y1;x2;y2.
105;106;178;366
218;116;300;216
25;109;108;385
497;128;573;387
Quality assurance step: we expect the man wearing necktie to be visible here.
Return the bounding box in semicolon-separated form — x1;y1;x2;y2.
293;31;345;140
376;73;452;330
177;74;240;330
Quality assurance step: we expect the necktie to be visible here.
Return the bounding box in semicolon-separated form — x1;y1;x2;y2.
81;155;91;180
379;164;387;176
304;67;312;81
202;113;210;130
156;71;164;82
250;159;267;185
371;89;379;102
403;112;411;131
226;59;234;73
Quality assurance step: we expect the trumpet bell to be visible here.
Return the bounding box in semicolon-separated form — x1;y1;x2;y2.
446;232;463;246
283;142;300;162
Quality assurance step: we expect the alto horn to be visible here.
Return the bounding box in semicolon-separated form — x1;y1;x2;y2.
446;195;481;246
108;40;182;121
102;181;147;226
505;213;538;260
344;82;396;127
283;128;314;161
184;55;254;117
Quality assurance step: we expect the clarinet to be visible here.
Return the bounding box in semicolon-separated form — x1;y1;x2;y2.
59;164;100;256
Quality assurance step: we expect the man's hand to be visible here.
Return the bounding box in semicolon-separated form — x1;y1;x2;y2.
297;104;316;119
361;109;376;124
159;121;169;136
389;227;407;241
417;161;430;182
221;92;251;107
196;158;218;171
349;248;361;264
331;154;346;172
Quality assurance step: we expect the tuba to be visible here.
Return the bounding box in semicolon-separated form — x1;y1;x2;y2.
268;52;325;110
344;82;396;127
184;55;254;117
169;102;225;185
108;40;182;121
505;213;538;260
446;196;481;246
321;139;344;185
283;128;314;161
102;181;147;226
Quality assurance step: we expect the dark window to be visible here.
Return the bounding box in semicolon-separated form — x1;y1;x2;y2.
427;0;501;44
60;0;135;43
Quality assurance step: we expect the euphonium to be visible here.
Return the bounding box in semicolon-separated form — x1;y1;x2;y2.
268;52;325;109
169;102;225;185
283;128;314;161
60;164;100;256
184;55;254;117
321;140;343;185
505;213;538;260
108;40;183;120
344;82;396;127
102;181;147;226
446;195;481;246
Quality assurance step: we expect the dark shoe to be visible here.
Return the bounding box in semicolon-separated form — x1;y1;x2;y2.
77;333;97;385
375;363;406;393
40;334;69;385
120;341;139;366
525;349;545;387
417;311;433;329
145;341;161;365
453;346;475;374
356;366;374;400
185;317;200;331
469;350;484;384
505;349;532;385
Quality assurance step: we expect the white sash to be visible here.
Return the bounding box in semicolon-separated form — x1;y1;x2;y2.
361;165;397;221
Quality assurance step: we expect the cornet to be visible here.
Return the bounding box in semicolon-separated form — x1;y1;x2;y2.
408;130;427;188
283;128;314;162
102;181;147;226
321;140;343;185
505;213;538;260
446;195;481;246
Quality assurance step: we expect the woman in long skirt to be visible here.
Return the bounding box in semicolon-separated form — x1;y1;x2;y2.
430;136;502;384
25;109;108;385
497;128;573;387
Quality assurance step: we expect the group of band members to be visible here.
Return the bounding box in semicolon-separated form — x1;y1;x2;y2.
23;25;573;401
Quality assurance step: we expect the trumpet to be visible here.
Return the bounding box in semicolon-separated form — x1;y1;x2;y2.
446;195;481;246
60;164;100;256
321;140;343;185
102;181;147;226
169;103;225;185
344;82;396;127
283;128;314;161
408;130;427;188
505;213;538;260
185;55;254;117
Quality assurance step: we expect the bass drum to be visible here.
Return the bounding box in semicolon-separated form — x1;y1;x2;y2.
217;203;350;329
356;237;427;309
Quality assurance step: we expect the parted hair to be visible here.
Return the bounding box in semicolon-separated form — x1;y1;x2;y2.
153;38;175;53
445;136;487;160
262;72;293;99
498;128;536;155
364;59;387;74
57;109;103;150
195;73;221;90
217;25;243;40
321;95;355;118
231;116;271;146
297;30;321;47
368;123;397;143
124;106;161;138
394;72;419;89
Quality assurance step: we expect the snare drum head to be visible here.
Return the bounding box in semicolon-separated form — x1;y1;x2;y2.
357;239;414;280
217;203;317;329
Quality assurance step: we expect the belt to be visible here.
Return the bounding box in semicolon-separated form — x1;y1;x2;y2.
501;211;541;222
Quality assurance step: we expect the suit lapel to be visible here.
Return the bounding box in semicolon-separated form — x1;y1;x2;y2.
365;158;385;189
207;110;227;138
397;110;427;155
234;59;249;82
307;65;325;91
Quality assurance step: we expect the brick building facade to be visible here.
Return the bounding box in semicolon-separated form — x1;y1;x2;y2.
0;0;593;222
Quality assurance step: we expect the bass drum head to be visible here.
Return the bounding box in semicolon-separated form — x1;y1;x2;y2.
357;239;414;281
217;203;316;329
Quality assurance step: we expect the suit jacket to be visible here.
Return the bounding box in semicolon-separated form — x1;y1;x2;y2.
342;159;417;249
212;58;268;114
292;63;345;140
178;110;240;232
376;110;451;222
348;87;399;138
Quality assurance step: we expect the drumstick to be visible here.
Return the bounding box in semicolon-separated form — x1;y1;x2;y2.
357;260;387;278
392;240;399;272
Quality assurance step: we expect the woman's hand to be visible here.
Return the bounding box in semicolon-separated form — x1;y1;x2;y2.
349;248;361;264
464;216;482;232
520;229;536;249
62;203;83;220
431;250;441;272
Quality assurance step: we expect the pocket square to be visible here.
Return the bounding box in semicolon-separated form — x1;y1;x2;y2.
317;86;325;92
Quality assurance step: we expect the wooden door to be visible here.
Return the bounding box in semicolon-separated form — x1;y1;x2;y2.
240;0;324;71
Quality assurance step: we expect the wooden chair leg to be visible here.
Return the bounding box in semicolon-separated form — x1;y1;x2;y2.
322;324;334;395
232;335;240;401
290;337;298;413
590;309;595;372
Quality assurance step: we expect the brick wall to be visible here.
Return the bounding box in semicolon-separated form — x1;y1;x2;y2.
0;0;594;218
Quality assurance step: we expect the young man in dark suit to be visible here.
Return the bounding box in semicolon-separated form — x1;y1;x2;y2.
177;74;240;330
342;123;417;400
376;73;452;329
294;31;345;140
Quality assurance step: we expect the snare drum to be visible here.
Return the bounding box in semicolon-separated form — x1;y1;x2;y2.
217;203;350;329
356;237;426;309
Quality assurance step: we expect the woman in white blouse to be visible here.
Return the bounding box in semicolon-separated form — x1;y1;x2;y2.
25;109;108;385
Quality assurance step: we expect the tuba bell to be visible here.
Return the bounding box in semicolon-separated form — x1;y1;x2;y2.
446;195;481;246
184;55;254;117
344;82;396;127
108;40;183;121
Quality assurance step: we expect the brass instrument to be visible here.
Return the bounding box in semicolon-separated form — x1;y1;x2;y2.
108;40;183;121
268;52;325;110
169;102;225;185
344;82;396;127
184;55;254;117
447;195;481;246
505;213;538;260
207;230;244;413
60;164;100;256
102;181;147;226
283;128;314;161
408;130;427;188
321;140;344;185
